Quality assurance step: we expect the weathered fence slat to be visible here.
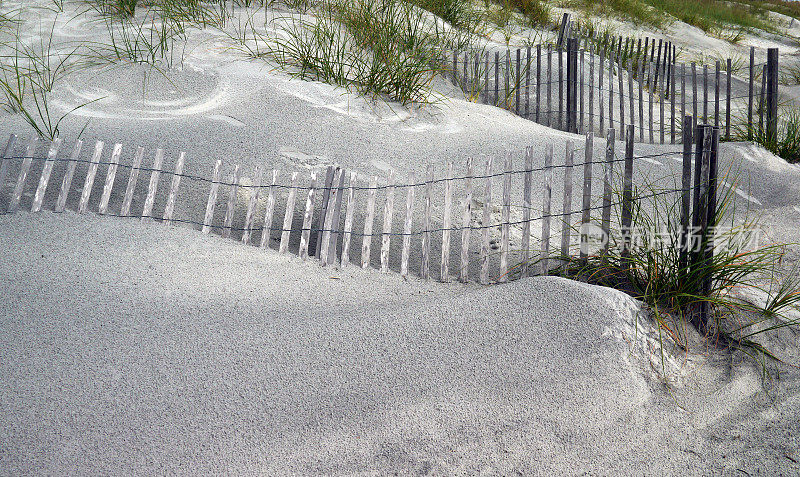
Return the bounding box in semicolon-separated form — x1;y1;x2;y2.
599;52;605;134
279;171;299;254
526;46;531;118
140;148;163;221
460;157;474;283
560;141;574;260
580;132;594;260
442;162;454;281
260;170;278;248
499;153;512;282
748;47;755;139
541;144;553;275
98;143;121;215
361;175;378;268
671;60;677;143
703;64;709;124
203;159;222;234
480;156;494;285
580;48;585;133
547;47;553;127
55;139;83;214
726;58;732;140
327;169;346;265
320;168;337;263
679;115;694;274
589;46;594;133
421;164;434;279
78;141;104;215
315;166;335;258
628;61;635;136
32;139;63;213
120;146;143;217
601;128;615;255
162;151;185;225
380;169;396;273
341;172;355;267
621;126;635;267
536;45;541;122
222;164;241;238
692;62;698;131
0;134;16;200
299;170;318;260
9;138;38;213
660;85;666;144
400;172;416;278
242;166;263;245
638;60;644;142
521;147;533;277
714;60;720;129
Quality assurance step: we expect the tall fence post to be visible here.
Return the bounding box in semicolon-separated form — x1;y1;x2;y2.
620;125;634;269
679;115;694;278
566;38;579;133
766;48;779;145
748;47;755;140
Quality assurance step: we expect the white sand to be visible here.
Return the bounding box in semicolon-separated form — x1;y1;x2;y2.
1;2;799;474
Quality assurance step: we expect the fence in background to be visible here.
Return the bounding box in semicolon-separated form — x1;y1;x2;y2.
448;42;779;146
0;123;720;299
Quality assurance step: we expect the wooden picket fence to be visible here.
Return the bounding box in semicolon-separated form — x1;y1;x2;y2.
0;122;721;290
449;41;779;146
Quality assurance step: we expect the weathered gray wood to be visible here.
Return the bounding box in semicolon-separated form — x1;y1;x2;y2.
714;60;720;128
441;162;454;280
279;171;299;254
98;143;121;215
320;168;341;265
621;126;635;267
361;175;378;268
692;62;698;131
681;63;686;141
589;45;594;132
609;48;615;131
484;52;489;104
521;146;533;277
327;168;346;265
601;129;615;255
536;45;541;122
671;59;677;143
649;64;655;143
120;146;144;217
479;156;493;285
580;48;585;132
340;172;356;267
726;58;732;140
703;64;708;124
525;46;531;118
547;47;552;127
558;46;564;127
222;164;241;238
638;59;644;142
31;138;63;212
400;172;416;278
299;170;318;260
77;141;103;215
580;132;594;259
679;115;694;273
8;138;38;214
766;48;779;144
599;52;605;134
560;141;574;260
203;159;222;234
315;165;335;258
380;169;396;273
421;164;434;279
242;166;263;245
140;148;163;221
660;83;666;144
162;151;185;225
458;160;473;283
618;50;625;131
628;61;635;136
0;134;16;200
499;153;511;283
759;65;767;135
494;51;500;106
748;47;755;139
541;144;553;275
55;139;83;214
515;48;521;114
260;170;278;248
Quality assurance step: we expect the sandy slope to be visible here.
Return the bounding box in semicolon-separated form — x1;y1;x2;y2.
1;212;798;475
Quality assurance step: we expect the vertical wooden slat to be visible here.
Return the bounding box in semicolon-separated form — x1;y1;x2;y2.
31;139;63;213
558;45;564;128
547;47;552;127
671;59;677;143
660;83;666;144
703;64;708;124
621;126;635;268
748;46;755;139
98;143;122;215
525;46;531;118
681;63;687;141
327;169;346;265
361;175;378;268
483;52;489;104
580;132;594;260
460;157;474;283
679;115;694;274
601;129;615;255
279;171;299;254
759;65;767;135
340;172;356;267
609;47;615;131
726;58;732;140
541;144;553;275
421;164;434;279
400;172;416;278
120;146;143;217
0;134;17;201
260;170;278;248
515;48;521;114
589;45;594;132
315;166;335;258
628;61;635;137
536;45;541;122
648;64;654;143
222;164;241;238
714;60;720;128
9;138;38;214
521;147;533;277
479;156;494;285
638;59;645;142
560;141;574;260
618;49;625;131
499;153;511;283
203;159;222;234
242;166;263;244
580;48;585;132
55;139;83;213
599;52;605;135
140;148;163;221
78;141;104;215
380;169;396;273
494;51;500;106
299;170;318;260
440;162;455;280
162;151;185;225
692;62;698;131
